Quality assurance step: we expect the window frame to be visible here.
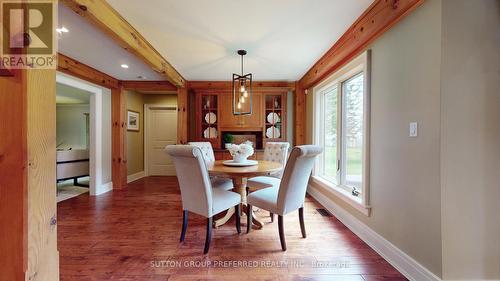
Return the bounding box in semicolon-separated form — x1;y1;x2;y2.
312;50;371;215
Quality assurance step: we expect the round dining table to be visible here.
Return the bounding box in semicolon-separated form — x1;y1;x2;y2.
207;160;282;229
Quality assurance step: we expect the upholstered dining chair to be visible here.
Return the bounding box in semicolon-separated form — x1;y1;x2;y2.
165;145;242;254
246;145;323;251
188;142;233;191
247;141;290;222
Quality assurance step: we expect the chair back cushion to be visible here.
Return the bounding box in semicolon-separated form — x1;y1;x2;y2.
187;142;215;164
165;145;212;217
277;145;323;215
263;142;290;178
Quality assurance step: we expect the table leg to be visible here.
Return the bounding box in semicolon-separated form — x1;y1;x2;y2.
213;177;264;229
234;177;264;229
213;207;235;228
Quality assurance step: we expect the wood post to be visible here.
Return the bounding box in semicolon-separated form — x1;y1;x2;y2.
294;81;306;145
112;86;128;189
0;69;28;281
177;87;188;144
0;68;60;281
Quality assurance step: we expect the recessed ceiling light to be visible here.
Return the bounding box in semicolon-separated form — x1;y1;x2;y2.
56;26;69;34
120;64;129;69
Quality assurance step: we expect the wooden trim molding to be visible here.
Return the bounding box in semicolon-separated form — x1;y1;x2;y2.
188;81;295;92
58;53;120;89
122;80;177;92
299;0;425;89
61;0;185;87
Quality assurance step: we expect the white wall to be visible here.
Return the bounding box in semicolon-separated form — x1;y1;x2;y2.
307;0;443;277
56;104;89;150
440;0;500;279
306;0;500;279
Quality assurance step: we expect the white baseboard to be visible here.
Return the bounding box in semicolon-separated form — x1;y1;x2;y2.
307;185;442;281
127;171;145;183
94;181;113;196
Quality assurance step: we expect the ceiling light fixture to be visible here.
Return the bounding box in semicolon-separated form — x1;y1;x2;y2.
232;50;252;115
56;26;69;34
120;64;129;69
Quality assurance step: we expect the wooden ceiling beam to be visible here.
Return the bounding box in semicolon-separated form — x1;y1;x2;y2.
188;81;295;92
57;53;120;89
299;0;424;89
121;80;177;92
61;0;185;88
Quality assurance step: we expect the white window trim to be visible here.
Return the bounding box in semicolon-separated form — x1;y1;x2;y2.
312;50;371;216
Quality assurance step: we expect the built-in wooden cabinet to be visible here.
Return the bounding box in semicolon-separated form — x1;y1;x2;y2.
193;90;287;150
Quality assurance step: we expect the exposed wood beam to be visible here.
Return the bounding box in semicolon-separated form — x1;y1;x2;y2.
188;81;295;92
57;53;120;89
122;80;177;93
61;0;186;87
299;0;424;89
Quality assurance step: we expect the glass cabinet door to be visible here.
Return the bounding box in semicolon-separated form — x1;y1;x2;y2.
200;95;218;140
264;94;285;140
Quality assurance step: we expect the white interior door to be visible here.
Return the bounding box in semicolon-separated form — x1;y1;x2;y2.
146;106;177;176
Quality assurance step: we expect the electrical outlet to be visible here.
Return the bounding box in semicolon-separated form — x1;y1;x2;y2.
409;122;418;137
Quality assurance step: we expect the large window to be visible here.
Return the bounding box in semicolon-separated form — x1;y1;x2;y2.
313;51;370;211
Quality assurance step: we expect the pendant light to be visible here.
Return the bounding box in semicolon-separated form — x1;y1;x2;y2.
232;50;252;115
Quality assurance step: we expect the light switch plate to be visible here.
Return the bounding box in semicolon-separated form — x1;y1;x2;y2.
409;122;418;137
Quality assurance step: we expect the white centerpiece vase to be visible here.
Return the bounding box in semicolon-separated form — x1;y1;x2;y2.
233;154;247;163
226;142;254;164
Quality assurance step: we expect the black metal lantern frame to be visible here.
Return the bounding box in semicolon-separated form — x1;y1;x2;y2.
232;50;253;115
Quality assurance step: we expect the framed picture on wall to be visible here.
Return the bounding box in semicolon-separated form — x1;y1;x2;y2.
127;110;140;131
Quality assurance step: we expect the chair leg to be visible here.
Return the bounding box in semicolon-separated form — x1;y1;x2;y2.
204;217;212;255
180;210;188;242
270;212;274;222
299;207;306;238
235;204;241;234
246;205;252;233
278;215;286;251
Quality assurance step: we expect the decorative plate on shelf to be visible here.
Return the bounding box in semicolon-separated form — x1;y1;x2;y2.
266;126;281;139
204;112;217;124
266;112;280;124
203;127;218;139
223;160;258;167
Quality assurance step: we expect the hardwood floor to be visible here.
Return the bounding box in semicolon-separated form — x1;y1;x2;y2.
58;176;407;281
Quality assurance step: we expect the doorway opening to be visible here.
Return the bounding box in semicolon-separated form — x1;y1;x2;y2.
125;91;178;182
56;82;91;202
56;72;113;199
